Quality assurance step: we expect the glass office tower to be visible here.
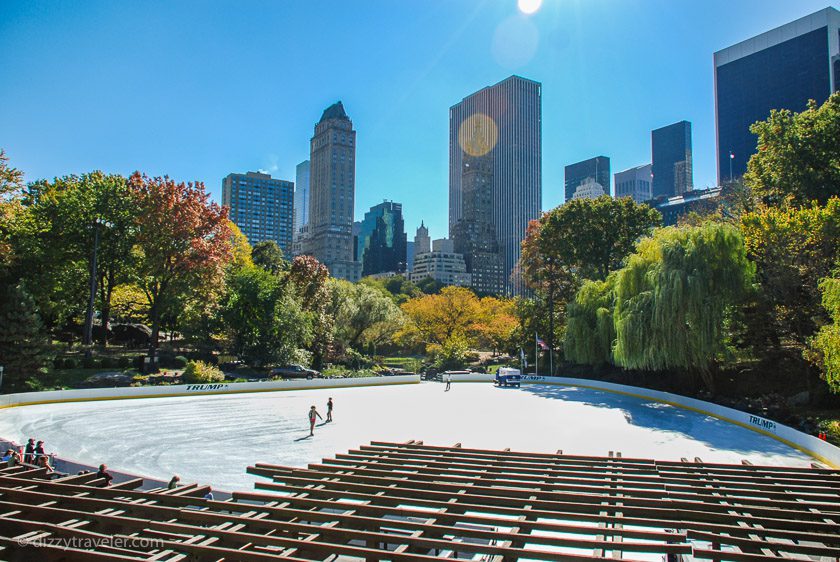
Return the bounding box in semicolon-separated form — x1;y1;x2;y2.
714;7;840;183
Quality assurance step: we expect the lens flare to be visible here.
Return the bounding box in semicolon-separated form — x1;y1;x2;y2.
458;113;498;157
518;0;542;15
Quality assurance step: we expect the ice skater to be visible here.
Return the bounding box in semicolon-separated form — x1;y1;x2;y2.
308;405;323;436
445;373;451;392
326;397;334;422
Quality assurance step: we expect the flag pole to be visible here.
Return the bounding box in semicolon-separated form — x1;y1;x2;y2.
534;332;539;376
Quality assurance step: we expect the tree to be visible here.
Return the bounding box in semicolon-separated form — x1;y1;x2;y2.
227;222;253;271
252;240;286;274
564;275;616;366
129;173;232;369
807;275;840;393
220;265;310;366
612;223;754;390
288;255;332;368
475;297;518;355
399;286;482;349
0;149;24;271
740;198;840;354
0;282;50;391
744;92;840;207
9;172;134;330
327;279;404;353
526;196;662;283
360;275;422;305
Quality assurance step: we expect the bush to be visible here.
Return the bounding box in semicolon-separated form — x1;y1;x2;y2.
81;355;97;369
173;355;188;368
52;358;64;369
117;356;130;368
182;360;224;384
63;358;77;369
99;356;115;369
132;356;145;370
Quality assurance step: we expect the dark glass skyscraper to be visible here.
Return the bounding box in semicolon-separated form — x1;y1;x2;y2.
452;153;505;295
449;75;541;294
564;156;610;202
356;201;407;276
714;7;839;183
651;121;693;199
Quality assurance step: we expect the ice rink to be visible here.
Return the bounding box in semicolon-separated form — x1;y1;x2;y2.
0;381;812;491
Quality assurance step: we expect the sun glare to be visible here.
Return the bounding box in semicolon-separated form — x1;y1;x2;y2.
518;0;542;15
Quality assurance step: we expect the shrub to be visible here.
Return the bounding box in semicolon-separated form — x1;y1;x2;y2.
81;355;97;369
52;358;64;369
182;360;224;384
99;356;115;369
117;356;130;368
63;358;77;369
173;355;188;368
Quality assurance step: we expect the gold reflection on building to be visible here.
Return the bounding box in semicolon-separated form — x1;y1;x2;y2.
458;112;498;157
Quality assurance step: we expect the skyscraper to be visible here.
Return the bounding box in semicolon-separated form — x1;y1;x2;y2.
222;171;294;254
714;7;840;183
302;101;361;281
564;156;610;202
614;164;653;203
414;222;430;254
452;153;505;295
449;75;541;294
651;121;693;199
293;160;310;240
356;201;407;276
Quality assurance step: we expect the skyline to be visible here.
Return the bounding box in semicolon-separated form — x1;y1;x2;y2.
1;0;833;240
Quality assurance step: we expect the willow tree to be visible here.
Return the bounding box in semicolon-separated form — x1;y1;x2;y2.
612;223;754;390
564;275;616;366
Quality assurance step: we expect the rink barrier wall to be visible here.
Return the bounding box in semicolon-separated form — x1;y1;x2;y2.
519;375;840;468
0;375;420;409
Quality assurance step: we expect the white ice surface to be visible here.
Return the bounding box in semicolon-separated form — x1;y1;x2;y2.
0;382;811;492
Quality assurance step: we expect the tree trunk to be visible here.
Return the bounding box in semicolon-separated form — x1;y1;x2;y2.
98;269;115;347
148;299;160;374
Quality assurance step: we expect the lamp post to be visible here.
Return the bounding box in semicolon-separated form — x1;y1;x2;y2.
83;218;113;351
729;151;734;184
0;365;4;392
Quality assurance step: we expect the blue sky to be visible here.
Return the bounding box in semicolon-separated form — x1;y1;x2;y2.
1;0;833;240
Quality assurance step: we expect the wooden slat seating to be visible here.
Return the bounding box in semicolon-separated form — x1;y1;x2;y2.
0;442;836;560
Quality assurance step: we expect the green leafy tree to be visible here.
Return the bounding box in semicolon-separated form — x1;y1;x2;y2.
220;265;311;366
9;172;135;330
360;274;423;305
740;199;840;355
807;275;840;393
564;275;616;366
612;223;754;390
520;196;661;364
526;195;662;283
0;282;50;391
745;92;840;207
327;279;404;353
252;240;286;274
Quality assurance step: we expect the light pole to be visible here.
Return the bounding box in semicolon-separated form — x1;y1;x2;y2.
0;365;4;392
83;218;112;351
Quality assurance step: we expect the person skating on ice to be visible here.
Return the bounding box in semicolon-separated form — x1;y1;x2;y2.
326;397;334;422
308;405;323;436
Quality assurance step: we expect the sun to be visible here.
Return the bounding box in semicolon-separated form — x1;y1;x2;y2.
517;0;542;15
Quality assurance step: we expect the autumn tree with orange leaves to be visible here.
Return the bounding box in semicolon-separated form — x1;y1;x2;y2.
129;173;232;369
